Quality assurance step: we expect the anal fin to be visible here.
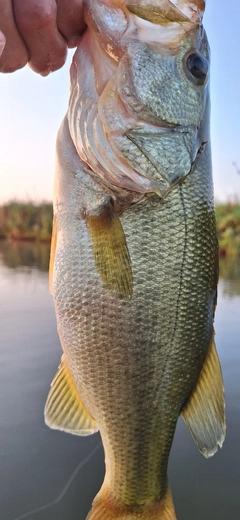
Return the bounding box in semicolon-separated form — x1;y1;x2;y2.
181;331;226;458
44;356;98;436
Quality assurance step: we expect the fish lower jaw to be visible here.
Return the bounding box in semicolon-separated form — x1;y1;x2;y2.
76;135;168;197
81;142;186;200
78;120;181;198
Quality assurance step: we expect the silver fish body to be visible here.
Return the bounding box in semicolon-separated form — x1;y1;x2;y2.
45;4;225;520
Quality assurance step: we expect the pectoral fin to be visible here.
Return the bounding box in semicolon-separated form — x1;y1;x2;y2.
181;331;226;458
49;215;57;295
44;356;98;436
86;201;132;300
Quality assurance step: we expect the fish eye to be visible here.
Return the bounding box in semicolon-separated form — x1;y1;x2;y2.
184;51;209;85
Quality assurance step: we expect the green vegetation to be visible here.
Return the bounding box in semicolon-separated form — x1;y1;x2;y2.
0;201;240;258
219;256;240;295
215;203;240;258
0;201;53;242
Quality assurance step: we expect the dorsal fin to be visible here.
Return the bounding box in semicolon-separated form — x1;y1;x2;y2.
44;356;98;436
181;331;226;458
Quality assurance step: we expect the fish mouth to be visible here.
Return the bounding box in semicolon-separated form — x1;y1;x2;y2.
126;0;205;25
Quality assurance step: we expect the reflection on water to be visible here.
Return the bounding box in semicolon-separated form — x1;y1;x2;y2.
219;257;240;297
0;240;239;520
0;239;50;272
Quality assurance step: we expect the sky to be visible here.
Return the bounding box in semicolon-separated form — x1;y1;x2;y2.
0;1;240;204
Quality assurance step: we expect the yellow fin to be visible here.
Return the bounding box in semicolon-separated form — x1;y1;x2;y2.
44;356;98;436
86;202;132;300
181;331;226;458
126;1;190;25
49;215;57;295
86;483;176;520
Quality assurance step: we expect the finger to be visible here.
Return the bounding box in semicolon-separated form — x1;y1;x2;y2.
56;0;86;48
0;0;29;72
13;0;67;75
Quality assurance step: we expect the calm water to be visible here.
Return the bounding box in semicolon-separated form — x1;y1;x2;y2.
0;240;239;520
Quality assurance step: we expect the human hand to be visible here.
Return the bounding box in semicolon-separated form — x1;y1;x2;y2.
0;0;86;75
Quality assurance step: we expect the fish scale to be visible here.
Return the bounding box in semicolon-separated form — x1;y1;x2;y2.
51;139;216;507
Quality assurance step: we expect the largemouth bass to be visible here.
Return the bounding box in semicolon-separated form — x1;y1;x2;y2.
45;2;225;519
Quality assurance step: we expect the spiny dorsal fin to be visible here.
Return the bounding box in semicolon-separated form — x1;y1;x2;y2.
49;215;57;295
44;356;98;436
181;331;226;458
86;201;132;300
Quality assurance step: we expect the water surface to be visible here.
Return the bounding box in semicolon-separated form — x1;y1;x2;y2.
0;240;239;520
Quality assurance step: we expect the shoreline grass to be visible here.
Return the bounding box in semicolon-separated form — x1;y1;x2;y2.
0;201;240;257
215;203;240;258
0;201;53;242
